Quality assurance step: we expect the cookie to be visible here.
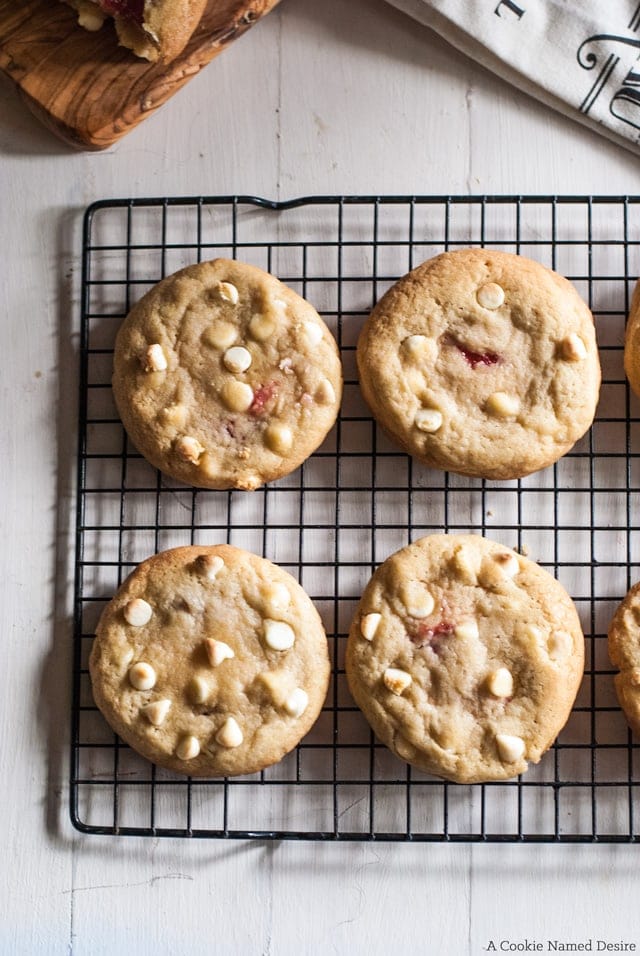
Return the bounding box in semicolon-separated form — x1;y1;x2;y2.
357;248;600;480
345;534;584;783
608;582;640;736
90;545;331;777
624;279;640;399
63;0;207;63
112;258;342;490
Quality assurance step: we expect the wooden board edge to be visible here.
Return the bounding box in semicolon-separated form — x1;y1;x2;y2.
2;0;281;150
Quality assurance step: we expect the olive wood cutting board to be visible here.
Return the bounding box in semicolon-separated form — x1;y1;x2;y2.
0;0;280;150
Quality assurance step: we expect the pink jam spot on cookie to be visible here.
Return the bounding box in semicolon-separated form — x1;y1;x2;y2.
409;619;455;653
99;0;144;22
250;381;278;416
444;334;501;370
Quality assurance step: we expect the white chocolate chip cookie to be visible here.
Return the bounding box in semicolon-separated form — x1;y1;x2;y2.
608;582;640;737
112;259;342;491
345;534;584;783
357;249;600;480
90;545;330;777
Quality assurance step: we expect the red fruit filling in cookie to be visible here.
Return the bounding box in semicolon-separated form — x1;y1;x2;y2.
250;382;278;416
97;0;144;22
409;619;455;653
444;334;501;369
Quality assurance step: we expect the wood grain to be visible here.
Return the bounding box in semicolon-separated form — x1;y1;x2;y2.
0;0;280;150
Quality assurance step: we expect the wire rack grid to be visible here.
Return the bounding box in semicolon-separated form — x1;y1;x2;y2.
72;194;640;842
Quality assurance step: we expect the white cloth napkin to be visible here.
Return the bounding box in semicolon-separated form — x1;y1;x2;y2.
385;0;640;154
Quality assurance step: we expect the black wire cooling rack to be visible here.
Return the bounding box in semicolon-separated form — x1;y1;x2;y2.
72;194;640;842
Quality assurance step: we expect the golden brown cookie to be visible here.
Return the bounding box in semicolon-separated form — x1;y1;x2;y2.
63;0;207;63
624;280;640;399
346;534;585;784
112;258;342;490
357;248;600;480
608;582;640;736
90;545;331;777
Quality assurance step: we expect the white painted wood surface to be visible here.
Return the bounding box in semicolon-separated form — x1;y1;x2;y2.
2;0;640;952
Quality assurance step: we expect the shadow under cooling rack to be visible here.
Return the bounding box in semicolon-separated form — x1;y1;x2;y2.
72;195;640;842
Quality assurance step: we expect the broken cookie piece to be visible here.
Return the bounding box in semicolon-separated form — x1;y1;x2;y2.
63;0;208;63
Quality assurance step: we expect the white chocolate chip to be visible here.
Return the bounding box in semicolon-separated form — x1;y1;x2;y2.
176;735;200;761
161;403;188;428
197;553;224;581
124;598;153;627
263;619;296;651
204;638;235;667
496;733;526;763
560;333;587;362
264;423;293;456
479;552;520;588
78;6;106;29
128;662;156;691
144;343;168;372
223;345;252;374
176;435;205;464
315;379;336;406
414;408;443;433
216;716;243;748
402;335;438;362
360;612;382;641
249;313;277;341
477;282;505;310
493;552;520;579
523;623;544;644
452;546;481;585
303;321;323;347
262;582;291;614
487;667;514;698
141;699;172;726
203;320;238;351
220;379;254;413
454;620;480;641
283;688;309;718
401;582;435;619
189;675;210;704
383;667;413;695
258;669;291;707
217;281;239;305
547;630;573;661
486;391;520;418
